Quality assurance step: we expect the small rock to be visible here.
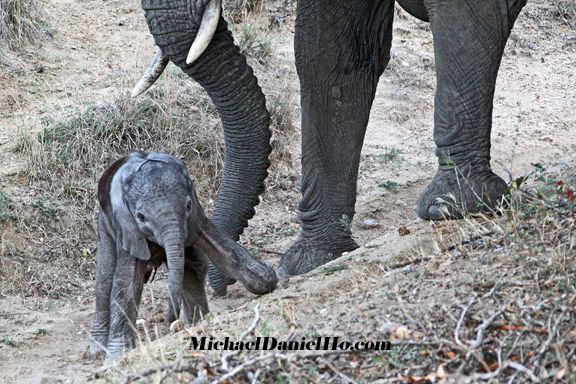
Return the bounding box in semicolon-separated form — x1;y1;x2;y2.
39;377;61;384
135;319;147;328
359;218;380;229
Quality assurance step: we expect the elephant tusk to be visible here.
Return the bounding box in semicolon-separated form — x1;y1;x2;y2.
131;49;170;98
186;0;221;65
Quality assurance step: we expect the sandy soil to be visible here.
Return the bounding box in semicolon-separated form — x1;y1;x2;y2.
0;0;574;382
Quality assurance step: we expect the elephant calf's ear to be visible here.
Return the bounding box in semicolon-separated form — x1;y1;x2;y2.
98;156;129;215
108;159;151;262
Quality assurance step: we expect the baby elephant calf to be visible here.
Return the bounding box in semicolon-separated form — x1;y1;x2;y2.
91;152;277;361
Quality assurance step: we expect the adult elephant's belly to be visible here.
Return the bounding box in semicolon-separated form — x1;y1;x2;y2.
396;0;429;22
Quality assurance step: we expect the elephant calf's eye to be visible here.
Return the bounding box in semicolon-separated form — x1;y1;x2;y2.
186;201;193;213
137;213;146;222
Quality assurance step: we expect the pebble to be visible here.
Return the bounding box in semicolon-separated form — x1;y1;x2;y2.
359;218;380;229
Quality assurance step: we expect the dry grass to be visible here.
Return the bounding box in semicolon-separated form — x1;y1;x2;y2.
554;0;576;28
0;0;50;50
403;165;576;382
236;23;273;65
87;164;576;383
264;89;299;192
19;76;297;209
20;85;223;209
224;0;267;22
0;191;9;223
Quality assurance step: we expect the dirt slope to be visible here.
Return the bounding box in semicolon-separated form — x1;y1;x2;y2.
0;0;575;382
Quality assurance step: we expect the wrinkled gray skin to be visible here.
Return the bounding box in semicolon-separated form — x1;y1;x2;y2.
138;0;527;285
90;152;277;361
138;0;271;296
277;0;528;276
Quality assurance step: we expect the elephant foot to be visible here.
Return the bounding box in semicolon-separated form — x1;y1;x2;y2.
89;340;107;358
90;323;109;358
278;236;358;277
105;336;133;362
416;166;507;220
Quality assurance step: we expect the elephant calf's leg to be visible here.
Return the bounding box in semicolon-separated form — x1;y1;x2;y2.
91;213;116;356
416;0;527;219
279;0;394;276
106;255;147;361
182;249;209;324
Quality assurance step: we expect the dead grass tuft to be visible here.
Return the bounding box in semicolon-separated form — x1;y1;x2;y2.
20;84;223;210
225;0;266;22
0;0;50;50
265;88;299;192
554;0;576;28
20;76;298;209
0;191;9;223
235;23;273;65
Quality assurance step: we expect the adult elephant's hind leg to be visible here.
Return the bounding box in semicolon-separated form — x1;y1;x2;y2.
416;0;527;220
278;0;394;276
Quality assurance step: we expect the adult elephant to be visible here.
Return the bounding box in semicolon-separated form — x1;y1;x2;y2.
134;0;527;291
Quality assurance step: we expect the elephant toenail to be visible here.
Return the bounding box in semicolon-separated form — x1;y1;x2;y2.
427;205;443;220
277;265;289;278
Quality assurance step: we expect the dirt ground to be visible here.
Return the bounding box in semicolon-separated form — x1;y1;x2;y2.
0;0;575;383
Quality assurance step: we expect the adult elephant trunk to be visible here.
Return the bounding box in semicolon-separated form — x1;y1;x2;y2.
162;229;186;321
141;1;272;294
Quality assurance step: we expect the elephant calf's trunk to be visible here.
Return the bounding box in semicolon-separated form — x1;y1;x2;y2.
163;239;185;320
195;213;277;295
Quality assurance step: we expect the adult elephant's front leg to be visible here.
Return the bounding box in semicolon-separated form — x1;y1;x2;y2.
416;0;527;219
279;0;394;276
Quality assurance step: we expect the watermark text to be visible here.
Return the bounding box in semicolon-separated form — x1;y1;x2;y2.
189;336;391;352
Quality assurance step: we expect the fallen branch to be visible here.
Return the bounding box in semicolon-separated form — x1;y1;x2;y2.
531;294;576;366
123;363;196;384
211;349;361;384
221;303;261;372
495;324;548;335
323;357;357;384
454;295;477;348
467;304;508;354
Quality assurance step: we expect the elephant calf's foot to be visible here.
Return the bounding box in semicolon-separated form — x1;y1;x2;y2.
105;336;134;362
89;340;107;358
278;235;358;277
89;325;108;357
416;167;508;220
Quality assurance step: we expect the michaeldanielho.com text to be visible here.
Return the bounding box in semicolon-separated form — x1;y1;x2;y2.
189;337;392;351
